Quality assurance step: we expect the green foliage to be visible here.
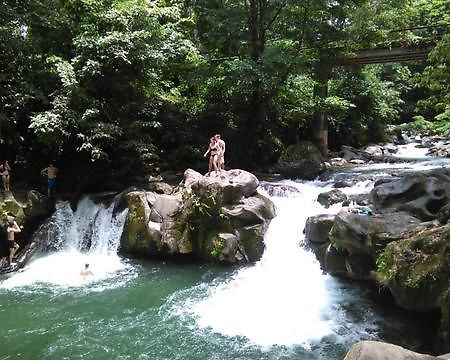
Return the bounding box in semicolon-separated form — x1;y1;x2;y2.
395;115;435;135
0;0;443;179
327;64;406;148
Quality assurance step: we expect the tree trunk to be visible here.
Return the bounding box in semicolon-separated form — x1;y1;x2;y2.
312;62;332;156
238;0;268;169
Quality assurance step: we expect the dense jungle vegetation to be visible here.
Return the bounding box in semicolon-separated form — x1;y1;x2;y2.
1;0;450;188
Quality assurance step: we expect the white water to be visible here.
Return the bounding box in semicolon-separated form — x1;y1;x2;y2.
1;197;130;289
191;180;357;347
393;142;430;159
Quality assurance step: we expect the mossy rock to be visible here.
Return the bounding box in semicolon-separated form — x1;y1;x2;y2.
375;225;450;312
121;192;153;254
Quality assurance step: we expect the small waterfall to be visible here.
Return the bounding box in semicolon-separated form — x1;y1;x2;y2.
1;196;130;289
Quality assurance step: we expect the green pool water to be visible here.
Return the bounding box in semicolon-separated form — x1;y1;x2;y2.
0;257;426;360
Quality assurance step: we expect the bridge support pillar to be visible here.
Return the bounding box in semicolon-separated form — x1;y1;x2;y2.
312;62;332;156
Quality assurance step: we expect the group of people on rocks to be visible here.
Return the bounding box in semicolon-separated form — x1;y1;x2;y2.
0;133;225;271
0;160;59;269
204;134;226;176
0;160;59;196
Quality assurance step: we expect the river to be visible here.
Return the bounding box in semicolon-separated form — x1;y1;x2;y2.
0;144;447;359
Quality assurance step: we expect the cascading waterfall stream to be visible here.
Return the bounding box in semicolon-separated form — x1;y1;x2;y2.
0;169;431;358
189;179;376;347
1;197;130;289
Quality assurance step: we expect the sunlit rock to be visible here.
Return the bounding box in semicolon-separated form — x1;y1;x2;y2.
275;141;325;180
317;189;347;208
370;168;450;221
344;340;437;360
121;169;275;264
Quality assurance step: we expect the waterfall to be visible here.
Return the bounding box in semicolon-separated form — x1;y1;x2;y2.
1;196;130;289
189;180;349;347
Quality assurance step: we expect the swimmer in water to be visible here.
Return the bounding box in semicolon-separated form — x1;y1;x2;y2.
80;263;93;276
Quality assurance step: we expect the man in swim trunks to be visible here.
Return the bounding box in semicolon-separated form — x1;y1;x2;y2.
40;163;59;196
215;134;226;170
7;220;20;267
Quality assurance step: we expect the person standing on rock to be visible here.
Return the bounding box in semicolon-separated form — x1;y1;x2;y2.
0;160;11;192
215;134;226;171
204;136;219;176
7;220;20;268
40;162;59;197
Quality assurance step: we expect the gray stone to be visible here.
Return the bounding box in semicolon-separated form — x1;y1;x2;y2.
344;341;438;360
317;189;347;208
370;169;450;221
276;141;325;180
304;214;335;244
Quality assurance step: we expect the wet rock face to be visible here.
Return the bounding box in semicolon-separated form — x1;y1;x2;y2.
370;169;450;221
121;169;275;264
276;141;325;180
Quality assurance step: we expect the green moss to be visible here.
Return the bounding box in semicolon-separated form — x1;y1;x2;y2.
210;237;226;258
125;194;150;251
375;226;450;308
173;189;231;260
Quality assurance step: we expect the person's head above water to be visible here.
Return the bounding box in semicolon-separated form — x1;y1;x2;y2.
85;263;90;269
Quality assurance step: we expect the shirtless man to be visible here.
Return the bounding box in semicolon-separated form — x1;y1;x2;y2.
80;263;93;276
215;134;226;170
40;163;59;196
7;220;20;267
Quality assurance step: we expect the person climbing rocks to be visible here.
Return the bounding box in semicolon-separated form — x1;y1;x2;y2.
7;219;21;268
40;162;59;197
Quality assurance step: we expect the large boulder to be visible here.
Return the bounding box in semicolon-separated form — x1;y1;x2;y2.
375;225;450;352
304;214;335;245
320;210;434;280
121;169;275;264
370;169;450;221
344;341;437;360
276;141;325;179
329;210;429;256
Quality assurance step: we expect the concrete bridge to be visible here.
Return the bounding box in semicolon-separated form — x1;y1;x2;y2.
335;45;434;65
312;24;448;155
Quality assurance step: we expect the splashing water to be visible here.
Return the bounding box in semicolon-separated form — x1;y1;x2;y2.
1;197;131;290
188;180;353;347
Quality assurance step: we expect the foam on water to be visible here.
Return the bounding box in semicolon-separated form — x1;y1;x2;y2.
190;181;346;347
1;197;130;290
393;142;430;159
